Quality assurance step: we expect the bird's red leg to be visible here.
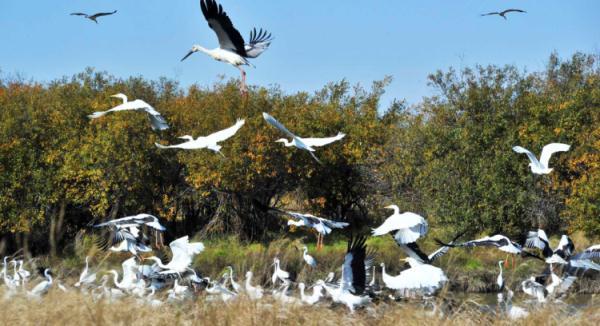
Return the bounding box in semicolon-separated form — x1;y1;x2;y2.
239;67;248;95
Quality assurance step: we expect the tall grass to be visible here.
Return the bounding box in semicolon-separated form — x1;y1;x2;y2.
0;290;598;325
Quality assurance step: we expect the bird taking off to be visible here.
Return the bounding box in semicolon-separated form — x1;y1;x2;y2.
70;10;117;24
481;9;526;20
181;0;273;94
512;143;570;175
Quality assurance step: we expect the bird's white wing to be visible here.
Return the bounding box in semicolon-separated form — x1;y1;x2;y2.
372;212;426;236
512;146;541;167
262;112;297;139
206;119;245;143
200;0;247;56
573;244;600;260
244;28;273;58
539;143;570;168
525;231;548;250
301;133;346;147
556;276;577;294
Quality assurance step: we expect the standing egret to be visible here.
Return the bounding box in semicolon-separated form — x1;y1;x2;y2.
301;246;317;268
17;260;31;281
74;256;97;288
226;266;242;293
88;94;169;131
298;282;324;305
262;112;346;164
285;211;349;249
27;268;53;298
512;143;570;175
372;205;428;244
244;271;264;300
155;119;245;154
497;260;505;291
271;258;293;287
181;0;273;94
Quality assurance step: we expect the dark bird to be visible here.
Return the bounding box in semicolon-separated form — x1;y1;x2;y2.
181;0;273;94
481;9;526;20
70;10;118;24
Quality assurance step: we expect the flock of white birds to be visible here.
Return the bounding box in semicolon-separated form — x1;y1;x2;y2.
2;0;597;320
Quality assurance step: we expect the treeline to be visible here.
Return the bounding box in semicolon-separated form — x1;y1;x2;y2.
0;53;598;256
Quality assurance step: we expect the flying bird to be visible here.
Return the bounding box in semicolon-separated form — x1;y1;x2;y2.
380;258;447;294
285;211;349;249
181;0;273;94
481;9;526;20
70;10;118;24
88;94;169;131
317;236;372;312
94;214;166;255
145;236;204;277
155;119;244;155
262;112;345;164
512;143;570;175
372;205;428;245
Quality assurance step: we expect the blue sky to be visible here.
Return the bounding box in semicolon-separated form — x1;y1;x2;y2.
0;1;598;107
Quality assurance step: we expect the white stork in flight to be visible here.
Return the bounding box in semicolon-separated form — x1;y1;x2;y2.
262;112;346;164
88;93;169;131
182;0;273;94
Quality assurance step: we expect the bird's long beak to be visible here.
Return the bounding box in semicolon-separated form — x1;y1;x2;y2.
181;50;195;62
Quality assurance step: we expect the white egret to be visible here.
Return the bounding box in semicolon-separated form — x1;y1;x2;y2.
155;119;244;155
512;143;570;174
226;266;241;293
181;0;273;94
70;10;117;23
372;205;428;244
497;260;504;291
285;211;348;249
145;236;205;276
263;112;345;164
271;258;292;287
27;268;53;298
17;260;31;281
244;271;264;300
301;246;317;268
298;282;323;305
380;259;447;294
88;94;169;131
74;256;97;288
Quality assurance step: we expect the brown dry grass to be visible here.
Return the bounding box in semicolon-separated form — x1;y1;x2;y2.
0;290;598;326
